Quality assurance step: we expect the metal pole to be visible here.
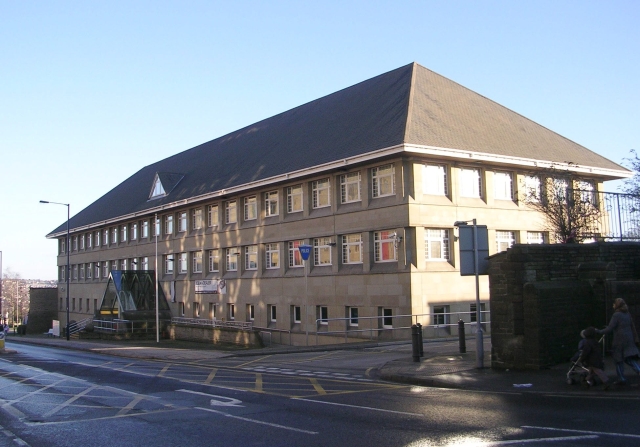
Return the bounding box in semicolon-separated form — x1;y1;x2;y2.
155;213;159;343
0;251;3;326
66;204;70;340
304;258;308;346
473;218;484;368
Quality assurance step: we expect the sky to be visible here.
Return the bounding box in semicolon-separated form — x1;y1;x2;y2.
1;0;638;280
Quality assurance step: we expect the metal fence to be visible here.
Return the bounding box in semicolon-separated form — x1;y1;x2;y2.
594;191;640;241
171;317;253;331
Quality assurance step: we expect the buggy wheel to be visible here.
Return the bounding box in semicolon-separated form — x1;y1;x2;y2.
566;378;574;385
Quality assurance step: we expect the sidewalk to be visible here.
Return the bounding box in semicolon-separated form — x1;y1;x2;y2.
4;334;640;395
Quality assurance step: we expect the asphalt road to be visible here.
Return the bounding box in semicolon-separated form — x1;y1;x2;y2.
0;343;639;447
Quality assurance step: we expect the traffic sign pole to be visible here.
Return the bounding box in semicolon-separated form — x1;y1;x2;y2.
298;245;312;346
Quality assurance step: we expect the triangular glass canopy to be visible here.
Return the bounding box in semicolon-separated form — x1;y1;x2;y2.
98;270;171;321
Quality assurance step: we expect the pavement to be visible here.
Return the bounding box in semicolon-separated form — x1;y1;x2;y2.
3;333;640;395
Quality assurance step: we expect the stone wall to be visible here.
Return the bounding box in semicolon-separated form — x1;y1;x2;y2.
489;243;640;370
169;324;263;348
26;287;58;335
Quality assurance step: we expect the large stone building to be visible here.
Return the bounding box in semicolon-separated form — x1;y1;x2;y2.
45;62;629;344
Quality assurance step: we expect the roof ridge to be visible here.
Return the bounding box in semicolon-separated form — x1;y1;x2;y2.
402;62;418;144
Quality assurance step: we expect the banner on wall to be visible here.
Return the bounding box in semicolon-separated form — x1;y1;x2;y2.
195;279;227;295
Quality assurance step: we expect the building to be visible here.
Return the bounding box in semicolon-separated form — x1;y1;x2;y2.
45;62;630;344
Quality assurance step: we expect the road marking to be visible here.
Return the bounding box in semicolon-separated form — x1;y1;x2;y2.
177;389;244;407
309;378;326;395
234;355;272;368
470;435;598;445
195;407;317;434
522;425;640;439
205;368;218;384
43;385;99;417
116;396;144;416
365;367;373;377
293;398;423;416
157;365;171;377
255;373;263;393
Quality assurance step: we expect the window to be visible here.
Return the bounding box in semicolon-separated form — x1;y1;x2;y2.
245;245;258;270
494;172;513;200
433;305;450;326
165;254;174;274
111;260;117;272
287;185;303;213
340;172;361;203
244;196;257;221
193;302;201;318
208;205;219;227
121;259;127;270
226;247;239;271
86;298;90;313
265;191;279;217
79;298;82;312
80;234;85;250
151;176;165;199
60;266;66;281
349;307;359;326
288;240;304;268
141;221;149;238
318;306;328;324
314;237;332;266
87;263;93;279
294;306;302;324
72;298;76;311
553;177;569;200
130;258;137;270
270;305;277;323
73;265;78;280
178;253;187;273
179;302;185;316
130;223;138;241
382;308;393;328
192;251;203;273
154;216;160;236
342;234;362;264
265;243;279;269
73;236;78;251
209;303;217;320
470;303;486;323
103;262;109;278
208;249;220;272
312;178;331;209
95;231;100;247
496;231;516;252
165;215;173;235
192;208;203;230
248;304;255;321
459;168;482;198
374;230;397;262
425;229;450;261
527;231;546;244
142;257;149;270
524;175;541;201
229;304;235;320
79;264;85;279
120;225;127;242
94;299;97;312
87;233;92;248
372;164;395;197
423;164;448;196
60;239;66;254
577;180;595;204
178;212;187;232
225;201;237;224
103;229;109;245
112;227;118;244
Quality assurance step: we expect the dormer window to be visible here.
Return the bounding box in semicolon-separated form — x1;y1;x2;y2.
149;172;184;200
150;175;165;199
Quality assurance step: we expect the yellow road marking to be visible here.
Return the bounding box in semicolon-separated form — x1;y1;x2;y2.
365;367;373;377
116;396;144;416
255;373;263;393
235;355;273;368
309;378;326;395
43;385;98;417
158;365;171;377
205;368;218;384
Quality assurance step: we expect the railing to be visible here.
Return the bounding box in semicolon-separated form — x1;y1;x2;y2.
171;317;253;331
68;317;93;337
593;191;640;241
93;318;170;334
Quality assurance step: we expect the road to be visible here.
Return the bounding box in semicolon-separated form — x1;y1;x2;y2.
0;343;639;446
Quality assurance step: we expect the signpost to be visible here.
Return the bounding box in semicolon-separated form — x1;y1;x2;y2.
298;244;312;345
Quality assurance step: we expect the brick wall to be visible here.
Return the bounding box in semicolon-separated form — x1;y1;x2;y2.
27;287;58;335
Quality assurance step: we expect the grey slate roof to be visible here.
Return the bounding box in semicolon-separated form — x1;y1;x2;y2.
48;62;628;236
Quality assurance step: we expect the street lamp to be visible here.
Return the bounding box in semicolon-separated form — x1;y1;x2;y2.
453;218;484;368
40;200;70;341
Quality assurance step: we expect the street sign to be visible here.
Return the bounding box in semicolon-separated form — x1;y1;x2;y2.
298;244;312;261
457;224;489;276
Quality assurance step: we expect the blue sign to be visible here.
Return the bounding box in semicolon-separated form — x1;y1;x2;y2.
298;244;312;261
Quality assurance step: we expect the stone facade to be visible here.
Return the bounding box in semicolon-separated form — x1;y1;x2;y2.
27;287;58;335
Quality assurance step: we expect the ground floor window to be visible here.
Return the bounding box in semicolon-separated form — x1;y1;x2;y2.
348;307;359;327
209;303;217;320
248;304;255;321
193;302;200;318
318;306;328;324
229;304;235;320
382;308;393;328
470;303;486;322
432;305;450;326
179;302;185;316
293;306;301;324
270;305;277;323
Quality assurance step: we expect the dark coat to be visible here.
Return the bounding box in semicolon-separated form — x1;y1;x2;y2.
597;311;640;362
579;338;604;370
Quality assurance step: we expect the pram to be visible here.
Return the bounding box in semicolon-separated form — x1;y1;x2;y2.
565;334;606;385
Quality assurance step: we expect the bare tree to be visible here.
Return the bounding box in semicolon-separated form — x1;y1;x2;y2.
521;170;601;243
621;149;640;197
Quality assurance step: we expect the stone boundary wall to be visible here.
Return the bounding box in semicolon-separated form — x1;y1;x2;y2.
26;287;58;335
170;324;263;348
489;242;640;370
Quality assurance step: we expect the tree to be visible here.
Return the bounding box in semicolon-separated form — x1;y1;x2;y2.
522;170;601;243
621;149;640;197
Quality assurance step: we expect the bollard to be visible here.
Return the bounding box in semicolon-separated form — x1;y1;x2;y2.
411;325;421;362
458;319;466;353
416;323;424;357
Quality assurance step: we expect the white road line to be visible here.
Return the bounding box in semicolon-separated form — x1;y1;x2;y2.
293;398;423;416
195;407;317;434
473;435;598;445
522;425;640;439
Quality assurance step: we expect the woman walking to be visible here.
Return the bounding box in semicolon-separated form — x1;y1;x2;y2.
597;298;640;385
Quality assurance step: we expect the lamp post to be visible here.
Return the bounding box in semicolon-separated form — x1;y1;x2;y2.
453;218;484;368
155;213;159;343
40;200;70;341
0;250;3;326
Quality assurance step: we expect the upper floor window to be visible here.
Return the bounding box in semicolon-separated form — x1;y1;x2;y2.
141;257;149;270
103;229;109;245
79;264;85;279
73;236;78;251
265;191;279;217
192;208;203;230
527;231;546;244
244;196;257;221
95;231;100;247
79;235;85;250
314;237;332;266
524;175;541;201
178;212;187;232
245;245;258;270
374;230;397;262
372;164;395;198
120;225;127;242
265;243;279;269
121;259;127;270
342;234;363;264
226;247;239;271
208;204;219;227
459;168;482;198
425;228;450;261
208;249;220;272
87;233;92;248
112;227;118;244
496;230;516;253
423;164;448;196
287;185;303;213
130;223;138;241
576;180;595;203
60;239;66;254
103;262;109;278
494;172;513;200
141;221;149;238
226;201;237;224
73;264;78;280
312;179;331;209
340;172;361;203
178;253;188;273
95;262;100;278
165;254;174;274
165;215;174;235
288;240;304;267
192;251;203;273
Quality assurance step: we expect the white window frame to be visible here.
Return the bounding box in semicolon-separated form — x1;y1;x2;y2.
178;252;188;273
372;164;395;198
95;231;100;247
245;245;258;270
374;230;397;262
527;231;546;244
265;243;279;269
524;175;541;201
318;306;328;325
87;233;92;248
103;229;109;245
225;201;237;224
342;234;362;264
312;178;331;209
340;172;361;203
226;247;239;271
208;204;219;227
120;224;127;242
382;308;393;328
79;234;85;250
178;212;187;232
192;251;203;273
130;223;138;241
288;240;304;268
270;305;277;323
141;221;149;238
265;191;279;217
432;305;450;326
229;304;235;320
459;168;482;198
244;196;257;221
496;230;516;252
112;227;118;244
141;257;149;270
121;259;127;270
314;237;332;266
103;262;109;278
294;306;302;324
165;215;173;235
249;304;255;321
165;254;174;274
208;249;220;272
423;164;448;196
425;228;450;261
494;171;513;200
287;185;303;213
192;208;203;230
349;307;359;327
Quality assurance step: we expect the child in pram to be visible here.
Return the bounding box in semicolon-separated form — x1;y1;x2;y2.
575;327;610;389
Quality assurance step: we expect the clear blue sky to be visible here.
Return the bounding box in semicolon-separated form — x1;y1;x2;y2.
1;0;638;280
